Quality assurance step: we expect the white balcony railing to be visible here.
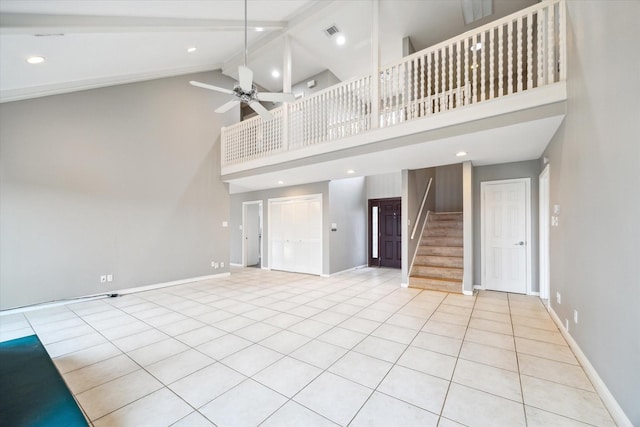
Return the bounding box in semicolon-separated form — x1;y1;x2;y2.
221;0;566;170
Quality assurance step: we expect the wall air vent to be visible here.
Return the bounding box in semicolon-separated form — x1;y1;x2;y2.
324;25;340;37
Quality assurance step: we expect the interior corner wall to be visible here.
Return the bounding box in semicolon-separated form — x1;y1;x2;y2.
328;177;366;274
406;167;436;278
435;163;463;212
229;182;330;274
0;71;237;310
542;2;640;424
472;160;540;291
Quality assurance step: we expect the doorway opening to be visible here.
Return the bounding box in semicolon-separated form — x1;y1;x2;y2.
368;198;401;268
242;201;263;268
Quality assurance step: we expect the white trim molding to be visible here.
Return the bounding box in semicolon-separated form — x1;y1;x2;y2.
548;307;633;427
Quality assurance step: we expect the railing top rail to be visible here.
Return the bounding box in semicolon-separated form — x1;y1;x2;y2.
392;0;562;67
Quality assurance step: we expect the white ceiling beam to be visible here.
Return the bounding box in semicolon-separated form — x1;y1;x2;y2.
0;13;286;34
221;0;338;76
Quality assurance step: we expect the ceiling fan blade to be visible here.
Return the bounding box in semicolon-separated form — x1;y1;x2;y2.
256;92;297;103
215;99;240;113
238;66;254;92
190;81;234;95
249;101;274;121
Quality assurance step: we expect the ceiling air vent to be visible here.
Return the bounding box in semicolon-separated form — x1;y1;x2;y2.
324;25;340;37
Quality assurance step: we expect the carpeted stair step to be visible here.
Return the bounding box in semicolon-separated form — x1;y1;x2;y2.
431;213;463;221
412;265;463;280
424;227;463;237
417;245;463;257
420;236;463;246
414;255;463;268
409;276;462;293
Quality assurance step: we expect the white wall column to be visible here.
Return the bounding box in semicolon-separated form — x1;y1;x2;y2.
463;161;474;294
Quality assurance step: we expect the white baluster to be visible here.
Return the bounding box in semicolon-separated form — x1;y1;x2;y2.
425;54;430;114
508;21;514;95
547;3;555;84
456;40;462;107
527;12;533;90
559;0;566;81
489;28;495;99
517;15;523;92
472;35;478;103
481;31;486;102
448;45;453;109
441;48;446;111
537;10;544;87
418;56;424;117
464;38;470;105
498;25;504;97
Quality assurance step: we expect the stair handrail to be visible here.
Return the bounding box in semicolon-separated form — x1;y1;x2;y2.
411;177;433;240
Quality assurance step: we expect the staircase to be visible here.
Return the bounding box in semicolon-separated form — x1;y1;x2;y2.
409;212;463;293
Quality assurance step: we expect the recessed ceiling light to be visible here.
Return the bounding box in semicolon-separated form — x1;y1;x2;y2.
277;180;284;185
456;151;468;157
255;27;264;32
347;169;355;174
272;69;280;78
470;42;482;51
336;35;346;46
26;56;45;64
187;47;197;53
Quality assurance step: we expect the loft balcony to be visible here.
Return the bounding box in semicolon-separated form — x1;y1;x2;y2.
221;0;567;192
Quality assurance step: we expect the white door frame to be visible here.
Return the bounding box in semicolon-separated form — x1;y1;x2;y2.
480;178;533;294
242;200;263;268
539;164;550;302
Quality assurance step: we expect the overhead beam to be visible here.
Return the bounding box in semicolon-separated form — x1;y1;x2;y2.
0;13;286;34
221;0;338;75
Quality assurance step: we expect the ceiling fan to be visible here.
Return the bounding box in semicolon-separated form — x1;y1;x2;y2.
190;0;295;121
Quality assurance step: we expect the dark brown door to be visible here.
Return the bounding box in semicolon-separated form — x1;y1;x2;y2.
369;198;401;268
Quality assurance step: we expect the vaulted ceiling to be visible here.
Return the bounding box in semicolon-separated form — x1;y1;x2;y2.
0;0;538;102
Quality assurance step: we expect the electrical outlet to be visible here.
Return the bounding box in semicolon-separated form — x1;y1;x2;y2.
211;261;215;267
214;262;219;269
107;274;113;282
556;292;561;304
100;275;107;283
574;309;578;324
221;262;225;268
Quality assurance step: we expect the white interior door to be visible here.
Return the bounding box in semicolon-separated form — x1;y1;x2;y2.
269;194;322;275
481;179;530;294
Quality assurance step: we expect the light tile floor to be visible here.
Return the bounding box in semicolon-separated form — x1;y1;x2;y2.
0;267;616;426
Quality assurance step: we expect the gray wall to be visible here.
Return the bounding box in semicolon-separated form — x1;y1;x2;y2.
366;172;402;199
229;182;330;274
291;69;341;99
435;163;463;212
406;167;436;274
328;177;367;274
473;160;540;291
0;71;237;309
543;2;640;423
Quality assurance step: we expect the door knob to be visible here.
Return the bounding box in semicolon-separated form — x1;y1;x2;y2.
515;241;525;246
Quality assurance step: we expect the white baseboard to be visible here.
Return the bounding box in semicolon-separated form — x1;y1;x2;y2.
326;265;368;278
547;306;633;427
463;290;474;296
400;282;409;288
114;272;230;296
230;263;243;267
0;272;230;316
